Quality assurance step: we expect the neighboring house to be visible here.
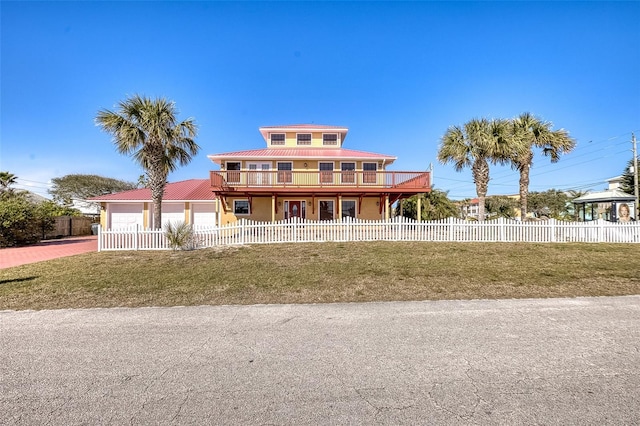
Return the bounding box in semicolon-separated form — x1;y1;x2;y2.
607;175;624;190
90;179;218;229
207;124;431;224
457;198;480;220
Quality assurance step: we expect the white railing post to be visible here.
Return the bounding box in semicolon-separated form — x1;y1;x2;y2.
134;224;139;251
448;217;455;242
499;217;505;242
241;219;246;245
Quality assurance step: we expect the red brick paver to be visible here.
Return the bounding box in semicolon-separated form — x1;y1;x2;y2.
0;236;98;269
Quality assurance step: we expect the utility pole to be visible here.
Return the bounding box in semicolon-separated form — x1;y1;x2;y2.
633;133;639;218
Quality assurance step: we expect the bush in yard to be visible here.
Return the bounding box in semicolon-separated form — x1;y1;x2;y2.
164;221;197;251
0;195;54;247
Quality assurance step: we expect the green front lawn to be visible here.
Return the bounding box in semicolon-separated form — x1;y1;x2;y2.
1;242;639;311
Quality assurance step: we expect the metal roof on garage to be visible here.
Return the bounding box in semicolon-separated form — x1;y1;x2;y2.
89;179;216;202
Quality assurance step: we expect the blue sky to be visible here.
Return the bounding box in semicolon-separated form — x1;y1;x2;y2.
2;1;639;200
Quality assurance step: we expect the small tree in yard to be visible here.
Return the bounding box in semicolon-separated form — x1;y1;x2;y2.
528;189;571;220
397;190;459;221
485;196;518;219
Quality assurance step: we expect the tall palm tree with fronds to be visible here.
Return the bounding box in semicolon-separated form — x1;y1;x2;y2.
510;113;576;221
96;95;199;229
0;171;18;193
438;118;522;221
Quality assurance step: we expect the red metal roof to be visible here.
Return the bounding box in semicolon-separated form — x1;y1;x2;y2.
208;148;397;164
89;179;216;202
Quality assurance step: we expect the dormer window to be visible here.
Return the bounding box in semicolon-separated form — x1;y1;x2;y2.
323;133;338;146
270;133;285;145
297;133;312;145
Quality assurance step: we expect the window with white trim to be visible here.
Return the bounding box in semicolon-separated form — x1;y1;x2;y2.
277;162;293;183
226;162;241;183
233;200;250;215
319;200;334;221
297;133;312;145
319;162;334;184
323;133;338;145
270;133;285;145
363;162;377;184
341;162;355;184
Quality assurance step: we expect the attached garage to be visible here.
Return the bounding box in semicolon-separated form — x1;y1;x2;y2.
159;203;186;227
90;179;218;230
108;203;144;229
191;203;217;227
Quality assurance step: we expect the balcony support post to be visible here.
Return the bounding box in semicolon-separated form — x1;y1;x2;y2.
385;194;390;221
271;195;276;223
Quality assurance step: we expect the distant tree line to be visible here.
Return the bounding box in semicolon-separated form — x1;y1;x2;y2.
397;188;580;221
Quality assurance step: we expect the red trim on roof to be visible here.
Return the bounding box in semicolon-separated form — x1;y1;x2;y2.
89;179;216;202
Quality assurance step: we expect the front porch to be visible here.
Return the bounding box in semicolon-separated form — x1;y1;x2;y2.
210;170;432;223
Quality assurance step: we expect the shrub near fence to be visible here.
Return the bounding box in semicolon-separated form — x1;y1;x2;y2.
97;217;640;251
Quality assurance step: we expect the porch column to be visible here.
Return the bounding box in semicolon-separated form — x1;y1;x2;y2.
271;196;276;223
100;203;107;229
338;195;343;221
143;202;149;228
417;195;422;222
385;195;390;220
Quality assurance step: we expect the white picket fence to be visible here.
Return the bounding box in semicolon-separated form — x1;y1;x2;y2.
97;217;640;251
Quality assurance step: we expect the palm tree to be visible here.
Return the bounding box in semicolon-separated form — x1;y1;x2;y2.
510;113;576;221
438;118;521;221
96;95;199;229
0;171;17;188
0;171;18;196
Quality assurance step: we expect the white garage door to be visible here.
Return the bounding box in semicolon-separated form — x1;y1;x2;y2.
109;203;144;229
191;203;217;228
161;203;185;228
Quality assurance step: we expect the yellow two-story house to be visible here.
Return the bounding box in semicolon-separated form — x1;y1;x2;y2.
209;124;431;224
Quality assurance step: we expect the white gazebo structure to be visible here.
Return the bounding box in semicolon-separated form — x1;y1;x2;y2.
572;189;636;221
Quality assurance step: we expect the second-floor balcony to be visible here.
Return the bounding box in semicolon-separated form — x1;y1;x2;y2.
210;170;431;192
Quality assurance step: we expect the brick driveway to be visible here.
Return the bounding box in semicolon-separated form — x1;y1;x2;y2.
0;236;98;269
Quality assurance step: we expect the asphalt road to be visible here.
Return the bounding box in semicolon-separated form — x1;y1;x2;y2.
1;296;639;425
